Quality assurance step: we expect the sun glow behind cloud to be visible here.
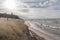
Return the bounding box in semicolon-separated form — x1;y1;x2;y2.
1;0;60;19
3;0;16;10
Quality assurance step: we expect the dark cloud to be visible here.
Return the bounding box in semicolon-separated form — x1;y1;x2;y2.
21;0;60;9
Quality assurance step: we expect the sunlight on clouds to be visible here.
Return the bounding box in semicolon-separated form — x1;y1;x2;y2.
3;0;16;9
13;0;60;19
1;0;60;19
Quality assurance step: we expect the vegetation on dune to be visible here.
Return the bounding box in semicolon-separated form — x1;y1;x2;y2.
0;17;45;40
0;18;29;40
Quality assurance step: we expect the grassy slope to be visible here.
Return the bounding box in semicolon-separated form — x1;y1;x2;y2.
0;18;28;40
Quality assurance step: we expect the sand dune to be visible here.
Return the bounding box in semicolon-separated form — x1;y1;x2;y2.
0;18;29;40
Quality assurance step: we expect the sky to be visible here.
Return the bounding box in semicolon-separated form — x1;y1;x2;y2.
0;0;60;19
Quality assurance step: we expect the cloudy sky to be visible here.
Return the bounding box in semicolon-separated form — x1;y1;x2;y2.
0;0;60;19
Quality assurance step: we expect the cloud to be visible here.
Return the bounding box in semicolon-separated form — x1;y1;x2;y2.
14;9;60;19
0;0;59;19
27;9;60;19
16;0;60;19
39;1;48;6
21;0;60;10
